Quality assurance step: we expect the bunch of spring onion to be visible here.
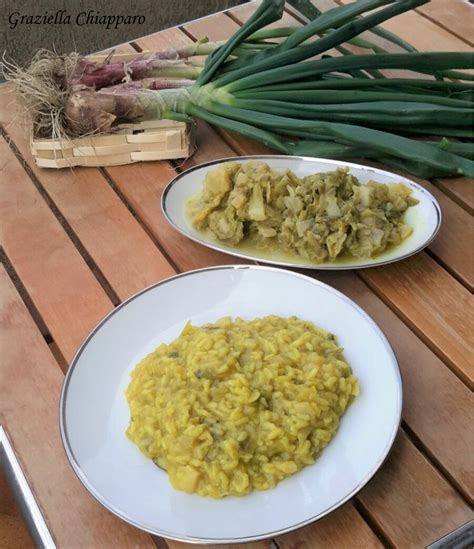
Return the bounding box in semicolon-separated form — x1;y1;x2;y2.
2;38;271;138
6;0;474;178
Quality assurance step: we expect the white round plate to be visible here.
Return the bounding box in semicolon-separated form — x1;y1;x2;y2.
162;155;441;270
60;265;402;544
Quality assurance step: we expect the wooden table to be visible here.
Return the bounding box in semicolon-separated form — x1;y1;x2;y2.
1;1;473;547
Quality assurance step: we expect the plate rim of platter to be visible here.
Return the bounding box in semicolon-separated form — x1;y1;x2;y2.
161;155;442;270
59;265;403;544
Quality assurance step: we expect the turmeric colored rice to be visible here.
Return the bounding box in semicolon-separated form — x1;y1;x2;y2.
125;316;359;498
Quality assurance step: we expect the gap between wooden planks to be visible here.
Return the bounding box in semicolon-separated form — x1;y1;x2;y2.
415;0;474;48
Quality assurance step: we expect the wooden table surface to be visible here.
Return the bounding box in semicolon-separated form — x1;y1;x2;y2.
0;1;473;548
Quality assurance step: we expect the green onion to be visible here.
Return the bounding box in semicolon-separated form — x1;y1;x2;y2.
229;98;474;127
247;78;473;93
222;52;474;92
195;102;474;177
233;89;473;108
288;0;418;53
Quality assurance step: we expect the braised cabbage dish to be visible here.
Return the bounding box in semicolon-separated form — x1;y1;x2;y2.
125;316;359;498
187;162;418;263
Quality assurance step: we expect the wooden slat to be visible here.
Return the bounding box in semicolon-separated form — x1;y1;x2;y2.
358;431;472;548
422;182;474;290
106;162;238;273
337;0;472;53
387;173;474;291
183;119;237;168
183;9;241;41
0;472;32;548
0;137;112;363
434;177;474;216
0;475;17;517
0;442;32;546
276;504;383;549
165;540;270;549
416;0;474;47
211;126;270;157
0;265;154;547
360;254;474;387
0;87;175;304
95;44;141;57
137;26;195;53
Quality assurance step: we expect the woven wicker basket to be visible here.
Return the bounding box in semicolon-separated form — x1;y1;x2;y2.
31;119;191;168
30;52;192;169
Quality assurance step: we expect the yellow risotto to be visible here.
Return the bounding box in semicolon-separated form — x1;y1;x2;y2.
125;316;359;498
